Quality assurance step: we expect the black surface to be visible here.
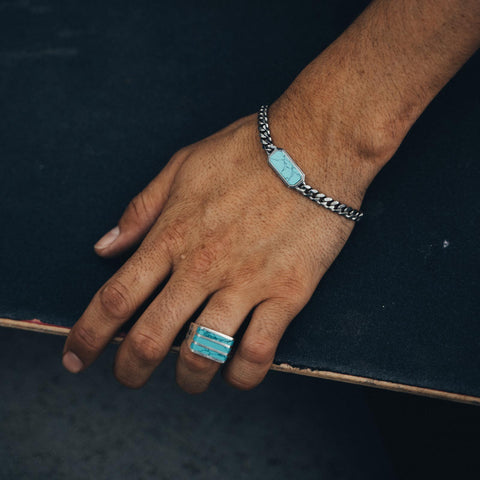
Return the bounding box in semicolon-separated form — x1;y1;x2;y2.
0;328;395;479
367;388;480;479
1;1;479;397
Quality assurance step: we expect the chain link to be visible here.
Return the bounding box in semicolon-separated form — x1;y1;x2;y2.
257;104;364;222
258;104;275;154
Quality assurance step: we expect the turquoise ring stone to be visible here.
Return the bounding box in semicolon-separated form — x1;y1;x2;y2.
268;148;305;187
186;323;234;364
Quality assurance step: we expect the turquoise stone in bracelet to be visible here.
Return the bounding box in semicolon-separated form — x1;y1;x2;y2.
268;148;305;187
258;104;364;221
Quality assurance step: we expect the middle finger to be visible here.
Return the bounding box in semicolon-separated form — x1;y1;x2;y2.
113;270;211;388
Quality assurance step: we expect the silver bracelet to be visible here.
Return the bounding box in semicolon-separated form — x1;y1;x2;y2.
257;104;364;222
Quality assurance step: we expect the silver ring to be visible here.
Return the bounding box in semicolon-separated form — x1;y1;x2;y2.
186;322;234;364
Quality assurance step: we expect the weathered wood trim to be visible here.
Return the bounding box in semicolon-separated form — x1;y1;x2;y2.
1;317;478;406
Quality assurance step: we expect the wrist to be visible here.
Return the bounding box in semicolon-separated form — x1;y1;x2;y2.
265;85;393;212
270;0;480;194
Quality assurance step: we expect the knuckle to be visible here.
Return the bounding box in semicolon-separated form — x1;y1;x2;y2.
269;264;311;305
224;370;258;391
181;347;214;374
235;261;261;287
188;240;227;276
129;332;164;365
159;218;188;258
126;191;154;225
74;325;100;352
275;277;306;303
99;280;134;319
190;247;216;274
238;338;275;366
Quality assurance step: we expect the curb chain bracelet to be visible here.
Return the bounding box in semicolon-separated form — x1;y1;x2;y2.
257;104;364;222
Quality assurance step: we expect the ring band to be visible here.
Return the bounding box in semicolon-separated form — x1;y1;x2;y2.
186;322;234;364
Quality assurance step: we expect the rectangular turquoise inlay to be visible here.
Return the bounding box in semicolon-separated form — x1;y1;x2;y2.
190;341;227;363
193;334;231;354
197;326;234;346
268;148;304;187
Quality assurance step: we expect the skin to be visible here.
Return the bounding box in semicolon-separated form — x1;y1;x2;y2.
62;0;480;393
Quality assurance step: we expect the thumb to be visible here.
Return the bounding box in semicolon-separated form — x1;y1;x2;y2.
93;148;188;257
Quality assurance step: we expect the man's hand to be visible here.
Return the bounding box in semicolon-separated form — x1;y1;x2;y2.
61;95;372;393
61;0;479;393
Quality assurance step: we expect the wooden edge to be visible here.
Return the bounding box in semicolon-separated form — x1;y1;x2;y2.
1;317;479;406
269;364;480;406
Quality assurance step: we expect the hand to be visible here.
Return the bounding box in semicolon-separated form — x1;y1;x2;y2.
61;0;479;393
61;93;374;393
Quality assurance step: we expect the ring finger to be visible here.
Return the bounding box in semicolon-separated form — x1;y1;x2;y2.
175;288;258;394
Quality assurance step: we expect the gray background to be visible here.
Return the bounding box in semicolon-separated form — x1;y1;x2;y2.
0;328;395;479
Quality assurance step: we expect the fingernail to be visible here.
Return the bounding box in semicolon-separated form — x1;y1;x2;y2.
94;226;120;249
62;351;84;373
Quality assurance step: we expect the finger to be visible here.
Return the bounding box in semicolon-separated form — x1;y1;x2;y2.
93;149;188;257
112;272;211;389
223;298;302;390
175;289;256;394
62;239;172;373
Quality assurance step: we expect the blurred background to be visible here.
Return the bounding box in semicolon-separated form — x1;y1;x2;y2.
1;329;480;479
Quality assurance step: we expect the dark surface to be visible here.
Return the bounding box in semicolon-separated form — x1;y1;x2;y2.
367;388;480;479
1;0;479;397
0;328;396;479
2;328;480;480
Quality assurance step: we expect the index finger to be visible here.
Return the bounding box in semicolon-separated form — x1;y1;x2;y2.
62;236;172;373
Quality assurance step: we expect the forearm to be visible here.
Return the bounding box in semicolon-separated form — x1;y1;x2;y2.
269;0;480;197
